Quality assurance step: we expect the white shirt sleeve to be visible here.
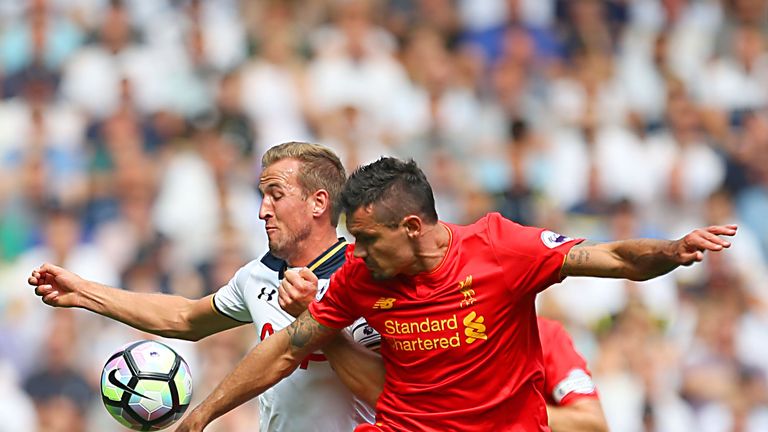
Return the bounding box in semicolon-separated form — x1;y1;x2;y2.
212;263;254;323
347;318;381;349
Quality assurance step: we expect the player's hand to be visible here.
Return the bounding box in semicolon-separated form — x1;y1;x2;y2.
173;410;207;432
279;268;318;318
28;263;84;308
673;224;737;265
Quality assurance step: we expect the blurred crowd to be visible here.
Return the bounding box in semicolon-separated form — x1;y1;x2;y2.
0;0;767;431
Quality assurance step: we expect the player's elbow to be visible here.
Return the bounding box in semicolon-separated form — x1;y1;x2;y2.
275;353;302;380
155;323;202;341
162;307;207;341
626;266;670;282
617;261;657;281
174;329;205;342
626;272;653;282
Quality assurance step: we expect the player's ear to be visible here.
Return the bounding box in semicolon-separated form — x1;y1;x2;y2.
402;215;422;238
311;189;330;217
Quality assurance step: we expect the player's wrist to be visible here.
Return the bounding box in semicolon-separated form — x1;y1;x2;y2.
78;280;104;311
191;401;220;428
664;239;684;264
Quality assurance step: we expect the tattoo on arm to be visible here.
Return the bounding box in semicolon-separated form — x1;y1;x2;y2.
565;239;680;280
568;242;597;265
287;312;317;348
285;311;336;353
568;247;591;265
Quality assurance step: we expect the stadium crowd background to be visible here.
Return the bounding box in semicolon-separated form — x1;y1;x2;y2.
0;0;767;431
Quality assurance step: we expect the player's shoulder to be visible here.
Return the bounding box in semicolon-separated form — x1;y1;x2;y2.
258;251;286;274
480;213;580;251
455;212;528;237
230;253;284;288
308;239;349;280
435;213;501;242
449;213;532;248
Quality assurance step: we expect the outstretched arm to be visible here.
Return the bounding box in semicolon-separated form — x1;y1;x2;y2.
547;399;608;432
176;310;340;431
28;263;242;341
561;225;737;281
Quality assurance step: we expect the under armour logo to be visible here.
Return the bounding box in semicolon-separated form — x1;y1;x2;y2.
363;326;374;335
258;287;277;301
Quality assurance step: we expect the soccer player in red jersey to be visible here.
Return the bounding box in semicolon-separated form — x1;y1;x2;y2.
279;275;609;432
538;317;607;432
175;157;736;432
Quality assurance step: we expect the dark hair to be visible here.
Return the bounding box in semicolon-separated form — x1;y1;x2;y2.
340;157;438;225
262;142;346;226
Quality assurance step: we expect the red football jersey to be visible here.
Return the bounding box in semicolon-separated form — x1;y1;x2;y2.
537;317;599;406
309;213;583;431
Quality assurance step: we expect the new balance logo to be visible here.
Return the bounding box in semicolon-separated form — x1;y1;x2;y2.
458;275;476;308
373;298;396;309
463;311;487;344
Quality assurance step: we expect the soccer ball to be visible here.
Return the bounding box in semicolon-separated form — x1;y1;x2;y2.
101;340;193;431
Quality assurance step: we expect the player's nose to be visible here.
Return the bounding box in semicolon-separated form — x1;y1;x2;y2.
259;200;273;220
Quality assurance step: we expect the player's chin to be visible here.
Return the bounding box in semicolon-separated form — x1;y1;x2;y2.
370;270;394;281
268;237;287;255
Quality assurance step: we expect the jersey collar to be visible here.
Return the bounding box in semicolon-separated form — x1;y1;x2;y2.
260;238;349;279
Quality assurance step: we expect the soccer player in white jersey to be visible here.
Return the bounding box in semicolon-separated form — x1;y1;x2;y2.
29;142;380;431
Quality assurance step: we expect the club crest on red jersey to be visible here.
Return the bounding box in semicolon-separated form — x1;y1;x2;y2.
458;275;476;308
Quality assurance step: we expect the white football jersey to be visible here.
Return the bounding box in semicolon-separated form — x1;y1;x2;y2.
213;239;379;431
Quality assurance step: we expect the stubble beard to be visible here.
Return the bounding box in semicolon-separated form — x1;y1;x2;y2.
370;272;390;281
269;223;312;261
368;264;393;281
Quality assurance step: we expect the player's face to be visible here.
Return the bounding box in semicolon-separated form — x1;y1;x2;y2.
347;206;414;280
258;158;313;260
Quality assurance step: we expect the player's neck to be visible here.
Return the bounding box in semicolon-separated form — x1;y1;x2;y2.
284;228;340;268
410;222;451;275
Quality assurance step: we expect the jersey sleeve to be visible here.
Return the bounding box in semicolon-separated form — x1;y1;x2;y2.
539;319;598;406
308;257;360;330
346;317;381;349
486;212;583;297
212;263;254;323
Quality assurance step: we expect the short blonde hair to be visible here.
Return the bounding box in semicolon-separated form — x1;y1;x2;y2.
262;142;346;225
